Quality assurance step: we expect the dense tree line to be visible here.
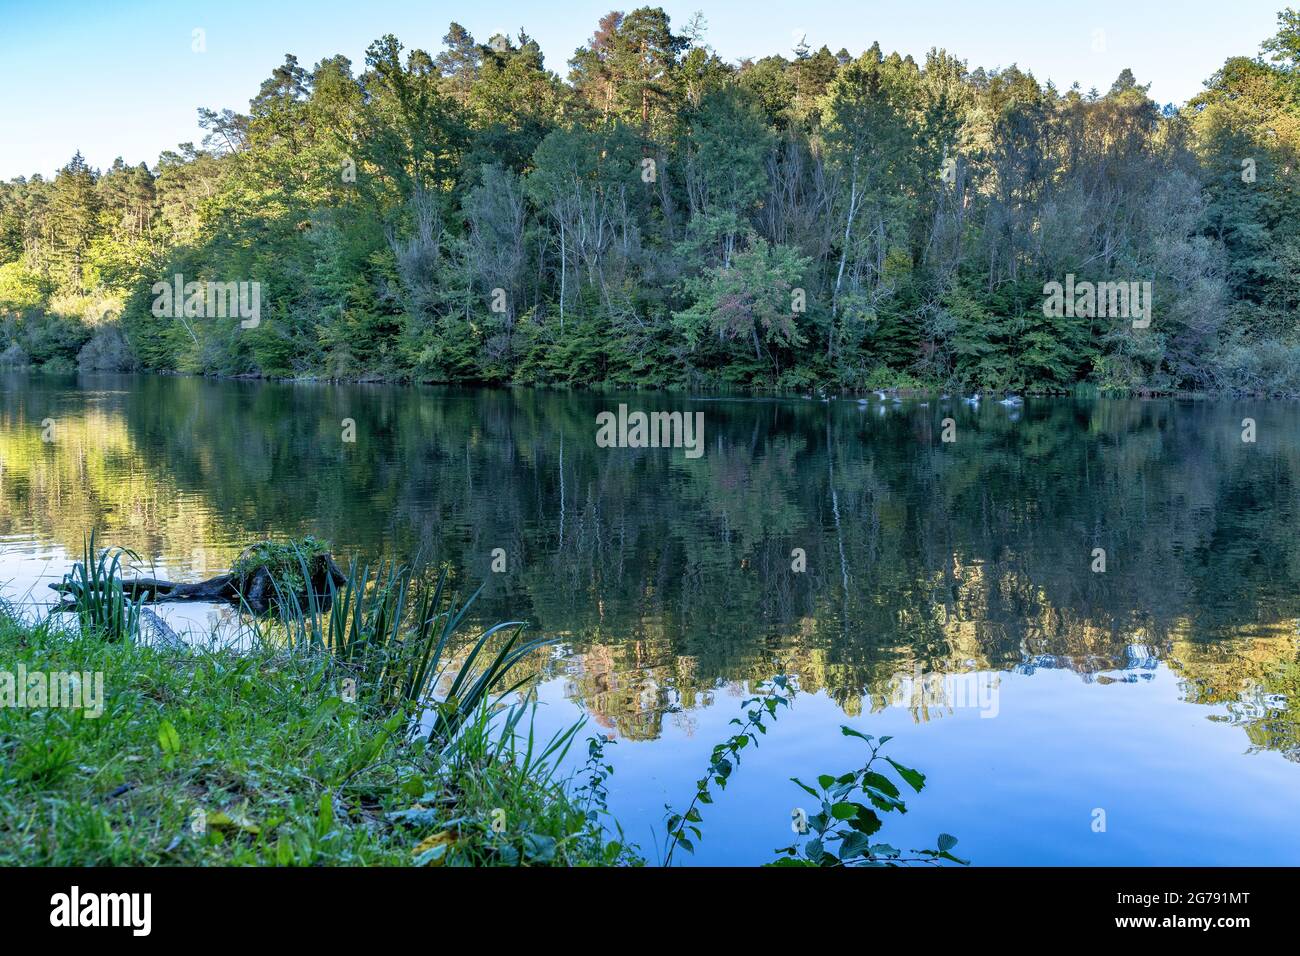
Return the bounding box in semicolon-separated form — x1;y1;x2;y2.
2;8;1299;393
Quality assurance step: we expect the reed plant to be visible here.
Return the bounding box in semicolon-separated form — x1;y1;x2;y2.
57;530;143;642
258;546;555;748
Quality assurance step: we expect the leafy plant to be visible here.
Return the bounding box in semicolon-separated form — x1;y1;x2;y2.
771;725;969;867
573;733;617;823
570;731;639;865
662;671;794;865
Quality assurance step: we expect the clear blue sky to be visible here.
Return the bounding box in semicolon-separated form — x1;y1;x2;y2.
0;0;1287;179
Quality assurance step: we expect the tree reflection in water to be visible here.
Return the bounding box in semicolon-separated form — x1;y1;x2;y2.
1;372;1297;760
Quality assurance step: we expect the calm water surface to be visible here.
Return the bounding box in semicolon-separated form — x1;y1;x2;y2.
2;373;1298;865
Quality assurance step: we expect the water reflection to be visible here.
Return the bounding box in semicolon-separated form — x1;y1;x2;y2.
1;373;1298;862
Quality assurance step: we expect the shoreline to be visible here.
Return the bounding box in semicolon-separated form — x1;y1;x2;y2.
6;365;1299;402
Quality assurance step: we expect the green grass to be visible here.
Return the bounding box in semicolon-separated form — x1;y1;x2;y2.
0;604;638;866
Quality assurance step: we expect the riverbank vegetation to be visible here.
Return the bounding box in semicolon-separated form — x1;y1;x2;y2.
0;547;638;865
1;9;1298;394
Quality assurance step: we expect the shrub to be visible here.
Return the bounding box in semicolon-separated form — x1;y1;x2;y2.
77;323;138;371
0;342;28;368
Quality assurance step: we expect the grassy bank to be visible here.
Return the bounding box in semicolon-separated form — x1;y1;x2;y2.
0;604;636;866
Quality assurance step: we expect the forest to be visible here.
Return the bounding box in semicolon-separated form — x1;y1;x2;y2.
1;8;1299;394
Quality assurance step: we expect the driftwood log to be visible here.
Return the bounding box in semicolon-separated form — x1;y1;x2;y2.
51;546;348;616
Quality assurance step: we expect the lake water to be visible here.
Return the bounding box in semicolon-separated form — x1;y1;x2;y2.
2;372;1298;865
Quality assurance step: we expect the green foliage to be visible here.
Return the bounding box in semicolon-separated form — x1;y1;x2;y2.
949;277;1092;391
3;309;91;368
0;262;53;310
0;602;635;866
772;726;968;867
863;365;925;390
662;672;794;864
674;238;811;386
661;673;965;868
4;11;1300;393
231;535;332;595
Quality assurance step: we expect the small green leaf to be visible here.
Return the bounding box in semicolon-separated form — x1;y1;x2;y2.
157;720;181;756
850;806;882;836
863;786;906;813
862;771;900;798
522;833;557;863
886;757;926;793
840;830;872;858
275;834;294;866
791;777;819;799
316;793;333;840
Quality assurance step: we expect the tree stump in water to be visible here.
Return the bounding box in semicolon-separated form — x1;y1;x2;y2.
225;541;349;613
51;539;348;616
